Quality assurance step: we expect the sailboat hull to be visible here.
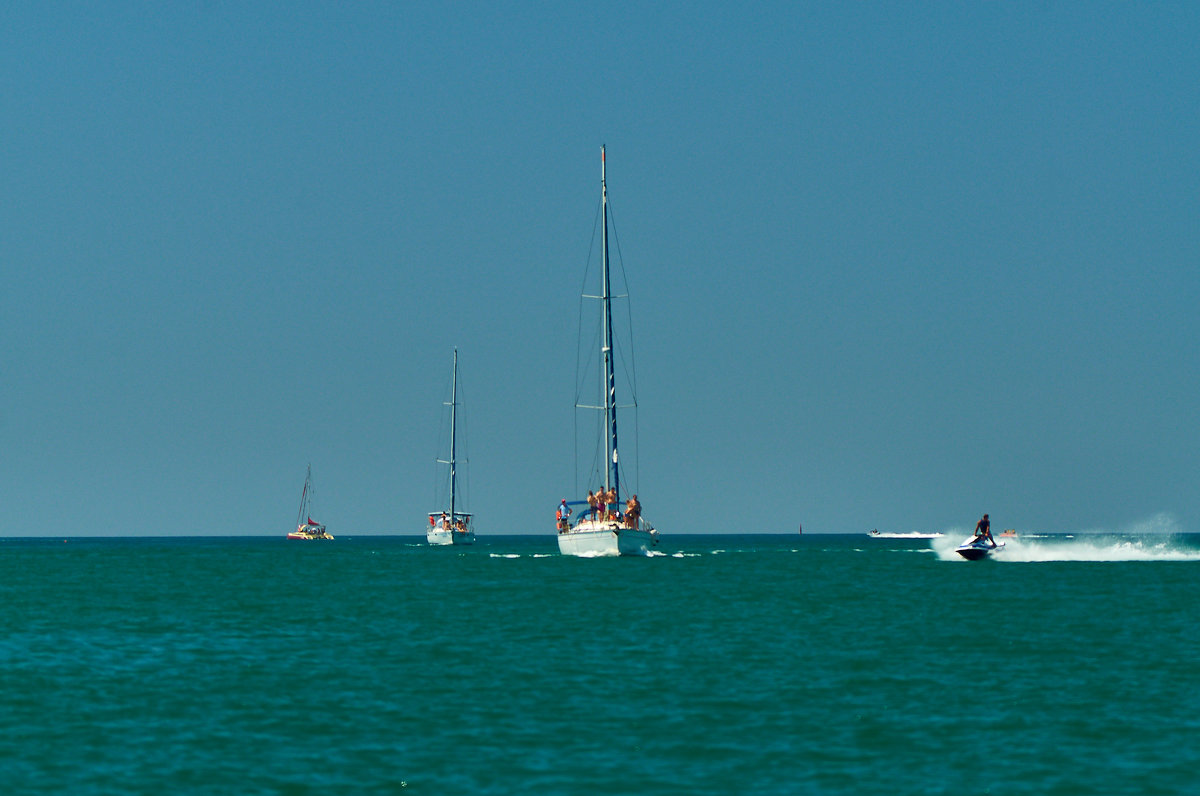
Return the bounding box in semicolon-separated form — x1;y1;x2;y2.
288;527;333;541
558;520;658;557
427;527;476;545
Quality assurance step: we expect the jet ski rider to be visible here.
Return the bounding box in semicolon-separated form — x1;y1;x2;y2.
974;513;996;548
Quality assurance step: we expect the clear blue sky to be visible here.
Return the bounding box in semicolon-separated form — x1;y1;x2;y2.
2;2;1196;536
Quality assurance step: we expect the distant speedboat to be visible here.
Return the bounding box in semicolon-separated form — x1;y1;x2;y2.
556;147;659;557
955;535;1003;560
427;349;475;546
1000;529;1018;538
867;529;944;539
288;464;333;540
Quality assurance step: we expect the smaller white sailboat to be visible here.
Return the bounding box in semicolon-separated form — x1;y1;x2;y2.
427;348;475;546
288;464;333;540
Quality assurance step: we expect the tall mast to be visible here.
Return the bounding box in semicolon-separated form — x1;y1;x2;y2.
601;145;620;501
448;348;458;520
296;463;311;528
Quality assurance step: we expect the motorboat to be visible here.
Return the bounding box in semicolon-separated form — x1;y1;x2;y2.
867;529;944;539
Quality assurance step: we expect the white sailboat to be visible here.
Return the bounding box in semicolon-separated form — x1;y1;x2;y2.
558;146;660;557
288;464;333;540
427;348;475;545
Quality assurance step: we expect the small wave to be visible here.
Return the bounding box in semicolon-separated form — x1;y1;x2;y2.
488;553;522;559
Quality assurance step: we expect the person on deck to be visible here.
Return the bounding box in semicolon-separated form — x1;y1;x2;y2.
557;499;572;532
587;490;599;521
604;487;617;520
975;513;995;547
625;494;641;528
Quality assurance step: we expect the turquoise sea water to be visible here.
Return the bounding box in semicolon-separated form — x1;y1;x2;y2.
2;533;1198;795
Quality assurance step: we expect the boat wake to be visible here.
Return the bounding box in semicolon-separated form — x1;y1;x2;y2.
933;533;1200;562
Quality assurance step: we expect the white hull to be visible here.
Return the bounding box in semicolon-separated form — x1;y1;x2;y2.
427;527;475;545
288;528;333;541
558;520;658;557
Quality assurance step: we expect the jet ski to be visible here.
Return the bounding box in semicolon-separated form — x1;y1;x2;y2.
955;535;1004;560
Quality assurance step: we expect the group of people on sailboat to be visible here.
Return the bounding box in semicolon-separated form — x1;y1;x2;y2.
556;490;643;530
587;488;617;522
430;512;469;532
625;494;641;527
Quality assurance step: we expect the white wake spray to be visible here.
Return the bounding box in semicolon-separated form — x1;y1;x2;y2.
932;513;1199;562
932;531;970;560
995;536;1200;562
